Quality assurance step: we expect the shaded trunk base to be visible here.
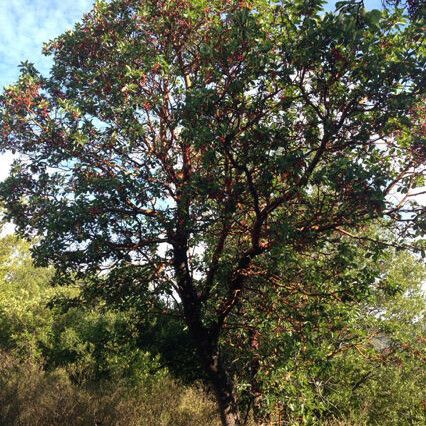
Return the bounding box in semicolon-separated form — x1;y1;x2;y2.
206;354;241;426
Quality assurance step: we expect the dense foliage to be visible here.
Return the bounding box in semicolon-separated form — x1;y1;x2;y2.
0;0;424;424
0;234;425;425
0;234;220;425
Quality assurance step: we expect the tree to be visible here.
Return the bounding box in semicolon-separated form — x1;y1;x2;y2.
221;238;426;424
0;232;163;384
0;234;54;356
382;0;426;20
0;1;424;424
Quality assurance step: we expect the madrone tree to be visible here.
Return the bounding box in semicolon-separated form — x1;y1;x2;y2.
0;1;424;424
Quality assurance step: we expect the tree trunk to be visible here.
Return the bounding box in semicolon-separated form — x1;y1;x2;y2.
177;280;240;425
205;350;241;426
172;237;241;424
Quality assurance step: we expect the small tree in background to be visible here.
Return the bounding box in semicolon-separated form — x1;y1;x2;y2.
0;1;424;424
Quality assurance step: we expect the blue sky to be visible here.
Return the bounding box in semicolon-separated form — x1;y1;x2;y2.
0;0;94;90
0;0;388;181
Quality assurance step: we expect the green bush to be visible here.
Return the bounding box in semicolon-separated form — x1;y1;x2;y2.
0;235;221;425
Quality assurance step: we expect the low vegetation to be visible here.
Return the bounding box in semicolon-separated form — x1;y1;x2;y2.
0;234;424;424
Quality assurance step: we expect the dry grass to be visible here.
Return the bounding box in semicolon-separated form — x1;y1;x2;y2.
0;351;220;426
